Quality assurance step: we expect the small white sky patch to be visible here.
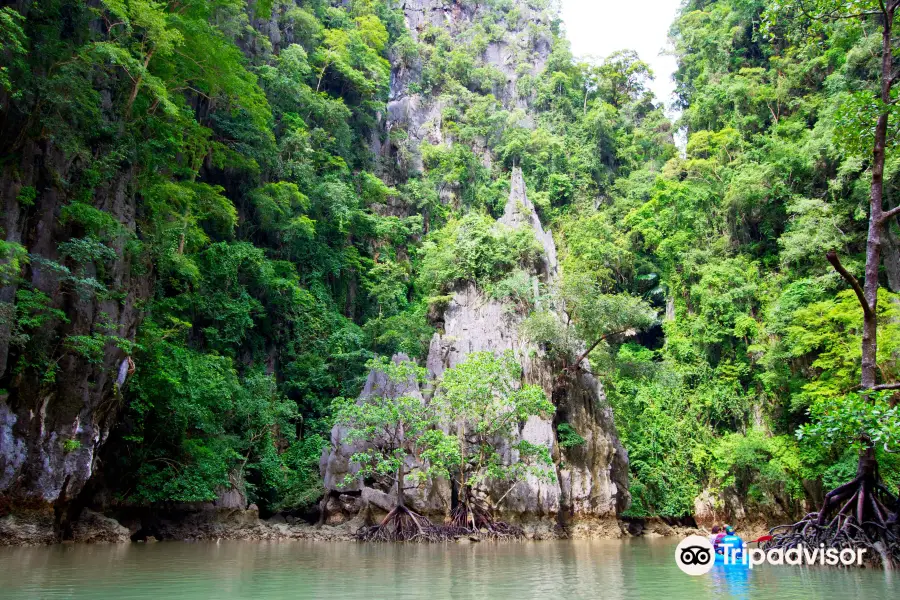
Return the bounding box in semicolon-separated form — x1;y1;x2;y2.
559;0;682;111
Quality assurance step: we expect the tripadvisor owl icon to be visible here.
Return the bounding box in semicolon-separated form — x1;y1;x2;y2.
675;535;716;576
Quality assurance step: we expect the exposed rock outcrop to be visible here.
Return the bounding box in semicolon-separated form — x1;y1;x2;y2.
376;0;554;187
70;509;131;544
398;0;551;103
692;484;813;537
0;508;130;546
0;140;147;520
0;511;58;546
319;353;452;525
321;169;630;534
0;505;356;545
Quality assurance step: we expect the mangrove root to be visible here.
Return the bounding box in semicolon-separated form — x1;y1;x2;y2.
446;501;524;540
355;505;452;543
765;455;899;568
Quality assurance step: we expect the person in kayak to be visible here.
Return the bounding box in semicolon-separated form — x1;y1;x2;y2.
718;525;744;561
709;525;723;550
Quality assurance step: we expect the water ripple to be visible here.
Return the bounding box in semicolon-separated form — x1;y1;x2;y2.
0;538;894;599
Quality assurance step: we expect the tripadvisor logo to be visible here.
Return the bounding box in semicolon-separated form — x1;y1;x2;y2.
675;536;716;576
675;534;867;575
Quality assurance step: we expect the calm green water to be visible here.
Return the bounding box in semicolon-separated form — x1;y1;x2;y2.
0;538;895;599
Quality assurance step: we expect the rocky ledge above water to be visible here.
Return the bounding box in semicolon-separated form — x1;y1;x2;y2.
0;506;353;546
2;506;731;546
0;506;654;546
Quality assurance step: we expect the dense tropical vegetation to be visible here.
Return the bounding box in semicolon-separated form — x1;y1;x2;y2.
1;0;899;555
599;0;900;525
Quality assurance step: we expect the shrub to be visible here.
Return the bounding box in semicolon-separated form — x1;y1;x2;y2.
417;213;544;294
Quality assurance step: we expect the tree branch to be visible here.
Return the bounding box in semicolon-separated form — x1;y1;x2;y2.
891;67;900;85
797;0;880;22
493;481;519;508
826;250;874;318
880;205;900;223
873;383;900;391
570;328;633;370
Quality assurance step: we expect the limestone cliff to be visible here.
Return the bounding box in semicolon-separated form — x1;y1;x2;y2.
321;169;630;532
322;0;629;536
0;141;147;520
375;0;553;187
1;0;628;543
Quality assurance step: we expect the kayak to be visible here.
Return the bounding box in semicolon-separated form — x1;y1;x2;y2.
715;553;748;567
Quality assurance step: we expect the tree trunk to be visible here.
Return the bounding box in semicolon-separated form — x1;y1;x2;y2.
884;214;900;293
396;460;405;509
860;2;896;388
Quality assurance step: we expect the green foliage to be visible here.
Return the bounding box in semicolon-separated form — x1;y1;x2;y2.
363;301;434;360
0;0;418;510
0;7;26;93
4;0;896;522
610;357;709;518
595;49;653;109
334;358;441;490
523;274;656;367
272;434;329;512
121;324;298;504
12;289;68;332
490;269;536;308
556;423;586;449
16;186;36;207
711;430;808;503
784;289;900;409
418;213;544;294
0;241;27;285
64;313;134;364
250;182;314;243
800;392;900;452
335;351;556;506
432;351;556;490
363;260;409;316
588;0;900;518
58;237;118;269
62;439;82;453
559;212;634;290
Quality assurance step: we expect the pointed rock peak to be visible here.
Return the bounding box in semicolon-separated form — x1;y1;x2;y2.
499;167;559;281
499;167;533;229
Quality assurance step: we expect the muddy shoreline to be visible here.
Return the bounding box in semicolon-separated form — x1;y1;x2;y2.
1;506;777;547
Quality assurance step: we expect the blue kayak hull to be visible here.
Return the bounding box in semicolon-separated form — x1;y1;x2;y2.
715;553;748;567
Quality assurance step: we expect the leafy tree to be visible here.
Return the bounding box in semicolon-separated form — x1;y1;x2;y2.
0;7;26;94
760;0;900;564
596;50;654;109
431;351;556;535
523;274;655;394
417;212;544;296
332;357;445;541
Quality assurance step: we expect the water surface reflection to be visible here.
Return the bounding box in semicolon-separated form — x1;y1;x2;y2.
0;537;895;599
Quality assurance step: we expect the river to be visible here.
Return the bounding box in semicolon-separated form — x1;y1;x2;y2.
0;538;895;599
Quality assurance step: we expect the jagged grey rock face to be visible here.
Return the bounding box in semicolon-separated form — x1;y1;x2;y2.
1;141;147;509
399;0;551;101
500;167;558;282
376;0;554;186
319;353;426;494
322;170;630;525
